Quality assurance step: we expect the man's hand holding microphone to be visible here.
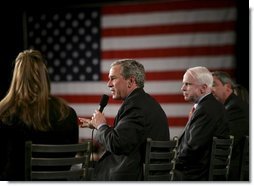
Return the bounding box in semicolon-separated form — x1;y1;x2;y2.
78;94;109;129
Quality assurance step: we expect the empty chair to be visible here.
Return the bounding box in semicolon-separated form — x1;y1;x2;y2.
143;136;179;181
240;135;249;181
25;140;92;181
208;135;234;181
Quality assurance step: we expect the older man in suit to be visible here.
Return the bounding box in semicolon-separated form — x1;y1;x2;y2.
174;66;229;181
212;71;249;181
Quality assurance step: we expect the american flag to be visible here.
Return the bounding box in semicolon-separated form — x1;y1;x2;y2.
25;0;236;139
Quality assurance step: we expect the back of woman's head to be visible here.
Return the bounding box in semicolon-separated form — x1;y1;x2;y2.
0;49;52;131
234;84;249;103
14;49;50;103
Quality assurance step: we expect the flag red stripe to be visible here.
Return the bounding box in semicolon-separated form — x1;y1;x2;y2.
102;0;235;15
56;94;187;104
169;117;188;127
102;22;235;37
101;71;185;81
101;69;235;81
102;45;234;59
79;116;188;127
144;68;235;80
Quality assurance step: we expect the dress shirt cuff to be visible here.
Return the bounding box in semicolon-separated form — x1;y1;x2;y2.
97;123;107;130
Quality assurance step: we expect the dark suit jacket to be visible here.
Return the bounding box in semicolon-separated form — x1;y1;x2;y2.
225;93;249;180
175;93;229;181
93;88;170;181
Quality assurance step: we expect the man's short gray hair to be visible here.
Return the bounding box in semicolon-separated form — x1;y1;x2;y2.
187;66;213;88
111;59;145;88
212;71;236;88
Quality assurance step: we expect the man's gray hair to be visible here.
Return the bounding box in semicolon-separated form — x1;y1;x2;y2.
212;71;236;88
187;66;213;88
111;59;145;88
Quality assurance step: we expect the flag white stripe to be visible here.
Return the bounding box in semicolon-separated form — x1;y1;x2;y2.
102;32;235;50
51;81;183;95
71;103;192;117
102;8;236;28
51;82;111;95
102;56;235;72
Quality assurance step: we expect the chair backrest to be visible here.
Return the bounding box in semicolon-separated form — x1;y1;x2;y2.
143;136;179;181
208;135;234;181
240;135;249;181
25;140;92;181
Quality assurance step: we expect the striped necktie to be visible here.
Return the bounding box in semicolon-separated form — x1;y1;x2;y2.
188;105;196;120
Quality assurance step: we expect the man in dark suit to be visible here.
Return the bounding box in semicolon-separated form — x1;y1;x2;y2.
212;71;249;181
174;66;229;181
80;59;169;181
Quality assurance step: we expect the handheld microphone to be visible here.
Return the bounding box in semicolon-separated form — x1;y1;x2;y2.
98;94;109;112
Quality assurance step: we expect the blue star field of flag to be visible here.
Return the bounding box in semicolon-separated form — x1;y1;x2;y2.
26;8;101;82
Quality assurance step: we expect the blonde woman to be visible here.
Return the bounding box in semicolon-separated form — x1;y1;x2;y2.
0;49;78;180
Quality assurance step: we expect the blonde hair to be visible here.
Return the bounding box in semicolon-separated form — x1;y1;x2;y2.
0;49;69;131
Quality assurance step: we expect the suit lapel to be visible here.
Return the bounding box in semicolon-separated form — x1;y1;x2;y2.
179;119;191;141
178;94;212;141
113;103;125;127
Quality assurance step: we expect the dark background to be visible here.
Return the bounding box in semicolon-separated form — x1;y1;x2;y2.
0;0;249;99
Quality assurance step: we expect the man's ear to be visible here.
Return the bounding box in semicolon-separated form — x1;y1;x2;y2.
128;76;136;87
225;82;232;90
200;84;208;94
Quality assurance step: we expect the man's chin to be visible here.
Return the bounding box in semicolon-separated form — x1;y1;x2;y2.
184;97;190;102
112;95;117;99
112;95;121;100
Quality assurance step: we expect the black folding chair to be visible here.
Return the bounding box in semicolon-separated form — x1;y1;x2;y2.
208;135;234;181
240;135;249;181
25;140;92;181
143;136;179;181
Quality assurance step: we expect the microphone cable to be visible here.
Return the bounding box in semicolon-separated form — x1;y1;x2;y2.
91;128;95;168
